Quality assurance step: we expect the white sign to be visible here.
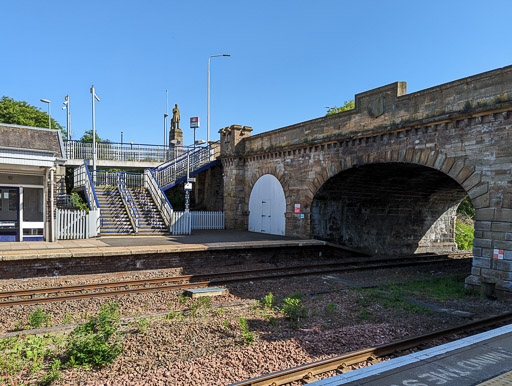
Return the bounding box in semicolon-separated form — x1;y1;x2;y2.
184;182;193;191
190;117;200;128
188;178;196;182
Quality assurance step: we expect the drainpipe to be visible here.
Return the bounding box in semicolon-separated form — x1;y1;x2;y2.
49;167;56;242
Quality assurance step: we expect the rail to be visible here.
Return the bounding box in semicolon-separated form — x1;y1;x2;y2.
117;173;140;233
152;142;220;189
144;169;172;229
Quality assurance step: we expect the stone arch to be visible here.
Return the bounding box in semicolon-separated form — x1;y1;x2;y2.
247;166;293;211
309;147;484;256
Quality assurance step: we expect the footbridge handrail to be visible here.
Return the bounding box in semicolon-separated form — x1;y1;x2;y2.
117;172;140;233
144;169;173;229
64;140;191;163
152;142;220;189
73;162;99;211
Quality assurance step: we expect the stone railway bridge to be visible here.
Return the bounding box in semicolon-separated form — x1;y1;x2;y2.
218;65;512;297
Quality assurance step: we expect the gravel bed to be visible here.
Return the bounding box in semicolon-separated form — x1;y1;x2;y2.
1;257;511;385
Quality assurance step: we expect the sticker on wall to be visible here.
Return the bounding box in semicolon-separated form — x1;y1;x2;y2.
493;249;504;260
300;214;304;219
294;203;301;214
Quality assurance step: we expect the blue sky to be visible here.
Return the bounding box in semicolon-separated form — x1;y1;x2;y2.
2;1;512;147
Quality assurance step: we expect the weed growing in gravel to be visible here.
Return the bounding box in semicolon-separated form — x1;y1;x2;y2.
325;303;336;313
29;307;52;329
61;313;74;325
165;311;185;321
65;302;122;369
0;334;65;383
213;307;227;316
178;294;189;305
239;317;257;344
38;358;61;385
280;296;307;328
358;310;373;320
135;317;149;334
261;292;276;310
190;297;212;318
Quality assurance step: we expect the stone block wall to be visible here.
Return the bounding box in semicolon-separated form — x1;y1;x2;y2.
219;65;512;296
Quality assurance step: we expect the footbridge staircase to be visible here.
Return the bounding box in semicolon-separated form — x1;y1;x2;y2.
73;143;220;235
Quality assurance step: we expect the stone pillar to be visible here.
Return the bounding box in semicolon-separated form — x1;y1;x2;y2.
219;125;253;229
169;126;183;152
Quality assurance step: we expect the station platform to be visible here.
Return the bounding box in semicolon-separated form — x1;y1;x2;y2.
0;230;314;261
314;324;512;385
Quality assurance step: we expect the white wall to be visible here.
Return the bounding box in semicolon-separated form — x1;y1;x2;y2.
248;174;286;235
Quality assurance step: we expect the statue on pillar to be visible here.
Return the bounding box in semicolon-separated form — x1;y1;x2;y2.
171;104;180;131
169;103;183;148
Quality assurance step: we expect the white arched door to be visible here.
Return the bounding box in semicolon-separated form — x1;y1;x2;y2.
248;174;286;235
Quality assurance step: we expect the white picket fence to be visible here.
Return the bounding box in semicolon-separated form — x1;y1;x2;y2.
56;209;101;240
172;211;224;235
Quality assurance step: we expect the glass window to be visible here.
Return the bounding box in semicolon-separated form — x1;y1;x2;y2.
8;190;17;211
23;188;43;222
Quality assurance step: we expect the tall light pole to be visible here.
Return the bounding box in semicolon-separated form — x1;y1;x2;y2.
90;85;101;183
207;54;230;146
40;99;51;129
62;95;70;141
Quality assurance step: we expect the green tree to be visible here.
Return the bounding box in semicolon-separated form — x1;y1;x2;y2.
0;96;64;133
326;100;355;116
80;130;110;142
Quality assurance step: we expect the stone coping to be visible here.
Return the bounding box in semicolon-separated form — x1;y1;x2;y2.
0;239;327;262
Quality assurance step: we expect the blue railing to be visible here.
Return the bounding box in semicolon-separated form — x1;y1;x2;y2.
83;162;99;210
152;142;219;189
117;173;140;232
144;169;173;228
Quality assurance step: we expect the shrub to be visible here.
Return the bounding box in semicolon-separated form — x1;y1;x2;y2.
239;317;257;344
261;292;276;310
280;297;306;328
455;220;474;250
65;302;122;368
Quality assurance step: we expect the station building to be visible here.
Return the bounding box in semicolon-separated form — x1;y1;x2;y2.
0;123;65;241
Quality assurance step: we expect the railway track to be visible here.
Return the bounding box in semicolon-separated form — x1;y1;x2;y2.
0;252;471;308
231;311;512;386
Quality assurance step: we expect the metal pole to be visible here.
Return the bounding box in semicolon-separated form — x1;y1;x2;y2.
48;101;51;130
207;54;230;148
65;95;70;141
90;85;100;184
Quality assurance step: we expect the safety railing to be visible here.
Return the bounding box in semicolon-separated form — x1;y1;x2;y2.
96;171;144;189
117;173;140;233
73;162;99;211
152;142;220;189
172;211;191;235
64;140;191;163
144;169;172;229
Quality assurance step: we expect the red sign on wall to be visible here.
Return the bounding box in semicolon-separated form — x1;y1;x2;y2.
294;203;301;214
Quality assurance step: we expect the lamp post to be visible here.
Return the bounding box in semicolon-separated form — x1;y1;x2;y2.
62;96;70;141
40;99;51;129
207;54;230;147
90;85;101;183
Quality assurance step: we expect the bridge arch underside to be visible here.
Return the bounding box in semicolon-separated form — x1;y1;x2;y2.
311;163;467;256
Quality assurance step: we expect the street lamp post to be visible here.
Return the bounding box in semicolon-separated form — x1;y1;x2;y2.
40;99;51;129
207;54;230;147
90;85;101;183
62;96;70;141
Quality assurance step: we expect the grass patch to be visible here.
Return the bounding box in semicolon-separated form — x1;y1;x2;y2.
356;288;429;314
386;274;474;301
